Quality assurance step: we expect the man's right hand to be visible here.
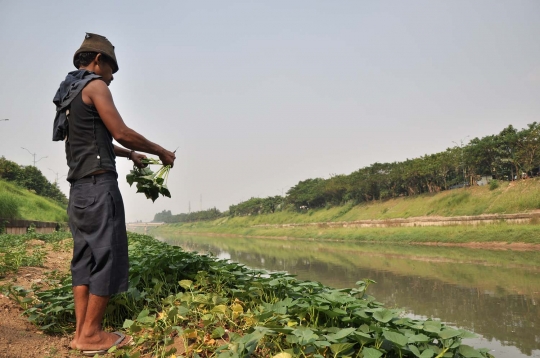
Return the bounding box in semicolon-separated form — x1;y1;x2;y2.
159;149;176;167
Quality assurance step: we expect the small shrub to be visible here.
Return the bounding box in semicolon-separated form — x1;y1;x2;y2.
27;224;36;235
489;180;499;191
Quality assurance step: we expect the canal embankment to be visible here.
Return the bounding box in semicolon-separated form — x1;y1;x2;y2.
148;218;540;247
146;179;540;246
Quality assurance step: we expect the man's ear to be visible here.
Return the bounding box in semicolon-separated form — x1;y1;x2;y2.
94;53;103;65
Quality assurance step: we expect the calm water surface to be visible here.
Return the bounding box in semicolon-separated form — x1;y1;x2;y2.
154;232;540;358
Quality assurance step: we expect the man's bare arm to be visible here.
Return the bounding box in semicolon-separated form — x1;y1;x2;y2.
114;145;147;168
114;145;131;158
82;80;176;166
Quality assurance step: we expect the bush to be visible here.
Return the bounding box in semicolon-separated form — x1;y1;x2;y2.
489;180;499;191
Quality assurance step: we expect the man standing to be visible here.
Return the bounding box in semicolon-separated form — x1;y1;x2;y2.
53;33;176;355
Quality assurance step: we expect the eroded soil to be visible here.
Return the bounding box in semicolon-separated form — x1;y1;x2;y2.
0;239;79;358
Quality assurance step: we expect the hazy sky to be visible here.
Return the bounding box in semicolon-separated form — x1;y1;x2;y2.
1;1;539;222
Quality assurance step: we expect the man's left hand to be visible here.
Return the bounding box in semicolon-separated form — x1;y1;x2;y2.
131;152;147;168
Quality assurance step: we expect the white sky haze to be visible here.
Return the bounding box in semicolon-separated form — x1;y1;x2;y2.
1;1;539;221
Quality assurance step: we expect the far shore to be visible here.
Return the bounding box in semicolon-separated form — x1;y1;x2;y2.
143;214;540;248
149;230;540;251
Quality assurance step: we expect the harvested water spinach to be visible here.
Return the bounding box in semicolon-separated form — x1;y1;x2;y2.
126;158;171;202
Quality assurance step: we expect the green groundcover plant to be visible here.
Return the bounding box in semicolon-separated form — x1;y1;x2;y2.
0;231;71;278
4;233;493;358
126;158;171;202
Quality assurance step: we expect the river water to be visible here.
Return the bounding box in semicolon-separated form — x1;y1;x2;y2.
153;232;540;358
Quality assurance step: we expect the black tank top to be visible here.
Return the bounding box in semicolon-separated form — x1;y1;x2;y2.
65;88;116;182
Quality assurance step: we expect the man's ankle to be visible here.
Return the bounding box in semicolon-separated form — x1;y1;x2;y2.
81;327;101;338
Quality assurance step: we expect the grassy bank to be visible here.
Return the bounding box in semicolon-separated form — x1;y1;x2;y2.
152;221;540;244
226;179;540;226
150;180;540;244
2;232;493;358
0;179;68;222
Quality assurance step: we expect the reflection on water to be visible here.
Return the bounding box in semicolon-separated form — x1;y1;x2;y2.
154;232;540;358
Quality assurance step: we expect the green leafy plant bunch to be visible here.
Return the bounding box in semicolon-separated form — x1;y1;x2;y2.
126;158;171;202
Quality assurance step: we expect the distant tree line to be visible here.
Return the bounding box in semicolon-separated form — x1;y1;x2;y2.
155;123;540;219
232;123;540;215
0;156;68;206
229;196;283;217
153;208;223;223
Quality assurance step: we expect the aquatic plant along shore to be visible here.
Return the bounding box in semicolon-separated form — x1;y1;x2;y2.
6;232;494;357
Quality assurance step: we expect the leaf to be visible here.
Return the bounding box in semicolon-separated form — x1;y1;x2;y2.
126;173;135;186
329;342;355;356
272;354;292;358
149;186;160;202
362;347;383;358
383;331;408;347
211;305;227;314
179;280;193;290
138;315;156;324
458;345;484;358
231;303;243;313
160;186;171;198
137;309;149;319
459;330;477;339
352;331;375;345
419;349;435;358
439;328;461;340
292;327;319;345
423;320;441;333
409;345;421;357
183;329;198;339
373;309;394;323
409;334;430;343
201;313;213;322
177;306;189;317
212;327;226;338
324;327;356;341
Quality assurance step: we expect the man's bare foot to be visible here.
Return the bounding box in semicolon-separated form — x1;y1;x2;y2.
69;333;78;350
75;331;131;351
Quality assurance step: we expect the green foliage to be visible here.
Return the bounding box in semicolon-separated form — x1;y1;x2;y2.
0;156;67;206
126;158;171;202
286;178;327;209
0;231;71;278
226;122;540;212
18;233;493;357
489;180;499;191
154;208;224;223
229;196;284;217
